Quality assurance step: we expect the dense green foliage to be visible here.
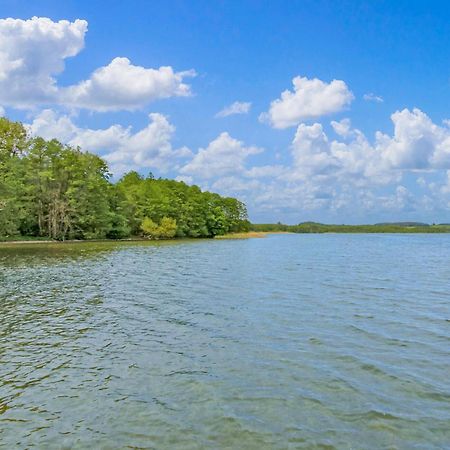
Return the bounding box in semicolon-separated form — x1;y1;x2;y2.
140;216;177;239
0;117;249;241
251;222;450;233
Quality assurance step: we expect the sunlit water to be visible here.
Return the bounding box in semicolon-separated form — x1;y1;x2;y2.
0;234;449;449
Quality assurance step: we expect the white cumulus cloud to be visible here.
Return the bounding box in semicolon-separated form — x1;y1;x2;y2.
260;76;354;129
215;101;251;118
206;108;450;221
0;16;87;108
180;132;263;179
331;118;352;138
379;108;450;169
0;17;195;112
286;109;450;186
62;57;195;111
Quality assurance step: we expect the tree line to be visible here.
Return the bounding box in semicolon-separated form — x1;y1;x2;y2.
0;117;249;241
250;222;450;233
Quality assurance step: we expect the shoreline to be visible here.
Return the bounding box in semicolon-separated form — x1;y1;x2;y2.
2;229;450;246
0;238;153;246
0;232;291;246
214;231;292;239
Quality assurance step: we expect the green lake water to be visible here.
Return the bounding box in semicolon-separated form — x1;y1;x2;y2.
0;234;449;449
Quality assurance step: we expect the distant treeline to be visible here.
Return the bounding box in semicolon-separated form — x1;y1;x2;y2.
250;222;450;233
0;117;249;241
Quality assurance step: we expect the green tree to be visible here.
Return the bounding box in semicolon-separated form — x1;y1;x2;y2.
0;118;30;237
141;217;160;238
158;216;177;238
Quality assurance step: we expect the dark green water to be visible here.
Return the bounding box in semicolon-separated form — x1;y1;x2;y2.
1;235;449;449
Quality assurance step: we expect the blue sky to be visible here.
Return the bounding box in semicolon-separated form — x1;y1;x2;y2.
1;0;450;223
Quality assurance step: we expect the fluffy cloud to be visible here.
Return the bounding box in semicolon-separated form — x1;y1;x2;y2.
331;118;352;137
363;93;384;103
28;109;192;175
0;16;87;108
287;109;450;184
380;108;450;169
260;76;354;129
180;132;263;178
289;120;396;185
290;123;339;177
205;108;450;221
215;101;251;118
62;58;195;111
0;17;194;111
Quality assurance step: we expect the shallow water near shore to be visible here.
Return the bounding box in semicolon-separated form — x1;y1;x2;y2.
1;234;449;449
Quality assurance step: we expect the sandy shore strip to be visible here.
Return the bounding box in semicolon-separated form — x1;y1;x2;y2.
214;231;292;239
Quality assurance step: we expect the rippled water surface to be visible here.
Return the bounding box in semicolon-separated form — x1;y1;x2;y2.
1;234;449;449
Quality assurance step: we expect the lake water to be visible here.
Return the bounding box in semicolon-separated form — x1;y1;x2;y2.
0;234;449;449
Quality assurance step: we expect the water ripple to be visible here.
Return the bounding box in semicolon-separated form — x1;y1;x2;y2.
1;235;449;449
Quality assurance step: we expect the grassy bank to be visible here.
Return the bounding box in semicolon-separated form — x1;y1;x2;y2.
214;232;268;239
214;231;293;239
0;236;162;246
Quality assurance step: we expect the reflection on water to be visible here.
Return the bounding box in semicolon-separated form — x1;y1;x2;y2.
0;239;186;267
1;235;449;449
